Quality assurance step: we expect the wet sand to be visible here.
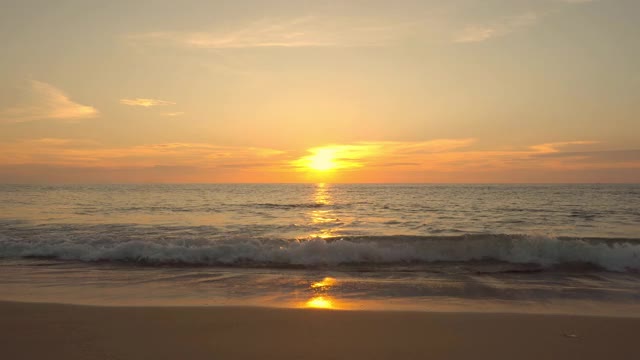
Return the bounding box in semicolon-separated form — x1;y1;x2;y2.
1;301;638;360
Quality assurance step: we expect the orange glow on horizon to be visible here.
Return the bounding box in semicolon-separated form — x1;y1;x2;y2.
0;137;633;183
292;145;374;175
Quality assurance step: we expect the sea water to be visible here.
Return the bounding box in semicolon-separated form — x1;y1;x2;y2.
1;184;639;315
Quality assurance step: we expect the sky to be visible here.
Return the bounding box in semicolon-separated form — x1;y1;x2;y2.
0;0;638;183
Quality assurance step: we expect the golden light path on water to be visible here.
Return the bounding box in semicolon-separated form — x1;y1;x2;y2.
300;186;342;309
306;183;338;239
303;277;340;309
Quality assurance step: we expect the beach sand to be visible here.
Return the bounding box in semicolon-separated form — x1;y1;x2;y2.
1;301;637;360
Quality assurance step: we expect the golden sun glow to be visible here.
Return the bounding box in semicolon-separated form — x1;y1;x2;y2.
307;149;337;171
292;145;376;174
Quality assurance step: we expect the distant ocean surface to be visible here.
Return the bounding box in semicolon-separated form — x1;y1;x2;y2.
1;184;639;315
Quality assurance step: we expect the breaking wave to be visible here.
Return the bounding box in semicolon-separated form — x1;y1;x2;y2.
1;233;639;272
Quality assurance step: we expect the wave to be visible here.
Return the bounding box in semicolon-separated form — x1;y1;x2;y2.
1;233;639;272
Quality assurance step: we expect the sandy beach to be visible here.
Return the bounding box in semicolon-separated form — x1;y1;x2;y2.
2;301;638;360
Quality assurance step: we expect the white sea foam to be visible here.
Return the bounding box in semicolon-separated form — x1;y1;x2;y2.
1;234;638;271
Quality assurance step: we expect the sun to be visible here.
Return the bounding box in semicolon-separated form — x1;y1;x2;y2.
292;145;369;174
308;149;337;171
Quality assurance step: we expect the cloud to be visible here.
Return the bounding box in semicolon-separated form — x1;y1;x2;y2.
127;2;600;51
453;0;598;44
1;80;98;122
291;139;477;171
0;139;284;169
454;12;539;43
120;98;176;107
291;139;639;176
161;112;185;117
528;141;599;154
0;138;636;183
128;16;408;49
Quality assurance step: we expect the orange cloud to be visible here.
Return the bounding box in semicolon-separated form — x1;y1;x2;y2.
119;98;176;107
289;139;639;183
1;81;98;122
161;112;185;117
0;138;637;183
291;139;477;172
0;139;283;169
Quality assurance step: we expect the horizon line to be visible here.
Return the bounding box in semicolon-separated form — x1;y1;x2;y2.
1;182;637;186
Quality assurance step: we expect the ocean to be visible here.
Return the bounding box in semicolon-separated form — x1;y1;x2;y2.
1;184;639;315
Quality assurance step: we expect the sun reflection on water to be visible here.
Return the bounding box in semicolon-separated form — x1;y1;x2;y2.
298;186;343;309
310;210;334;224
306;183;340;239
302;276;340;309
314;183;331;205
305;296;335;309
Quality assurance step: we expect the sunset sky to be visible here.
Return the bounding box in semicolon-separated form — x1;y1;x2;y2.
1;0;638;183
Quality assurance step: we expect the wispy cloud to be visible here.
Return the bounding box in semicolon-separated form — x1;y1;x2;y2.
291;139;638;175
161;112;185;117
129;16;407;49
454;0;598;44
1;80;98;122
120;98;176;107
4;138;621;172
528;141;599;153
291;139;478;171
0;139;284;169
0;138;636;183
454;12;539;43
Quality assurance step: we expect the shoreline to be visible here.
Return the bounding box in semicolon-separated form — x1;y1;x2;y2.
3;301;639;360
